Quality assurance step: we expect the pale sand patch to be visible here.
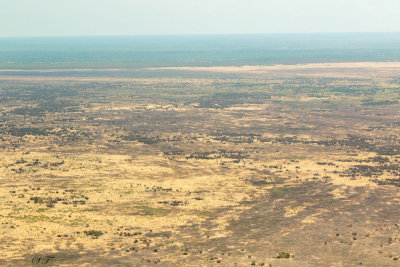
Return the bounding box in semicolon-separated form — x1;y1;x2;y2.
225;104;267;111
146;62;400;73
284;203;312;218
1;62;400;81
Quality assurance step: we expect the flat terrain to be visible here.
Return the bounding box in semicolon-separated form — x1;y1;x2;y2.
1;63;400;266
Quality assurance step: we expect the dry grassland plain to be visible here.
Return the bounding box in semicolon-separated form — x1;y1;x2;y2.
1;63;400;266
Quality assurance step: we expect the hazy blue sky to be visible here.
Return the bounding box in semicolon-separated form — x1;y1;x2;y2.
1;0;400;37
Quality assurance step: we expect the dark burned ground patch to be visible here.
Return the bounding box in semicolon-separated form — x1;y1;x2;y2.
134;182;400;266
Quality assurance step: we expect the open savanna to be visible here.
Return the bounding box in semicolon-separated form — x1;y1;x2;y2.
1;63;400;266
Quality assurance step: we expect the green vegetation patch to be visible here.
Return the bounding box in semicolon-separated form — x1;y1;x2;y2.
135;205;170;216
84;230;104;239
277;252;291;259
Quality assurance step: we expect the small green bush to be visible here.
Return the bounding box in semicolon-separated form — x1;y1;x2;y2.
84;230;103;238
277;252;290;259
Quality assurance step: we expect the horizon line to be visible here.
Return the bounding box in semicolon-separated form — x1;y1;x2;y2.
1;31;400;39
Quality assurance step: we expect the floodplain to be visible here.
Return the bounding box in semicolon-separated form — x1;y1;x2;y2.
1;62;400;266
